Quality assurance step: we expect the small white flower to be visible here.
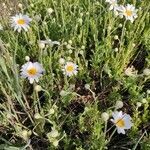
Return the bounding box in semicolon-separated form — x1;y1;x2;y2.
62;62;78;77
111;111;133;134
106;0;118;10
20;62;44;84
117;4;138;23
10;14;32;32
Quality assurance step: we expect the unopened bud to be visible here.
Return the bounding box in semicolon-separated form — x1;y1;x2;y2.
101;112;109;121
115;100;123;109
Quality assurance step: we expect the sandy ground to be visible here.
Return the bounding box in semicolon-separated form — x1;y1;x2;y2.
0;0;19;19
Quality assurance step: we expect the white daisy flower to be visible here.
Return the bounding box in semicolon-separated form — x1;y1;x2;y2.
62;62;78;77
10;14;32;32
111;111;133;134
20;62;44;84
117;4;138;23
106;0;118;11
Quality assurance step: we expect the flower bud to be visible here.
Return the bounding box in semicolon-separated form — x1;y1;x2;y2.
81;45;85;49
18;3;23;8
69;49;73;54
49;108;55;114
35;15;41;22
25;56;30;61
79;50;84;55
147;90;150;94
80;13;83;17
114;48;118;52
30;4;34;7
68;40;72;45
34;113;42;119
43;21;47;25
38;41;45;49
114;35;119;40
53;140;59;147
60;90;69;96
47;8;54;14
66;44;71;49
85;84;90;90
34;85;42;92
143;68;150;76
64;42;67;45
136;102;142;107
22;130;29;140
59;58;65;65
101;112;109;122
115;100;123;109
49;129;59;138
142;98;147;104
132;43;136;47
118;23;123;28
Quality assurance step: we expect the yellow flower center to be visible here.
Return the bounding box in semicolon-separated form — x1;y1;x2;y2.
17;19;25;25
27;67;37;76
115;118;125;127
66;65;74;72
125;10;132;16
